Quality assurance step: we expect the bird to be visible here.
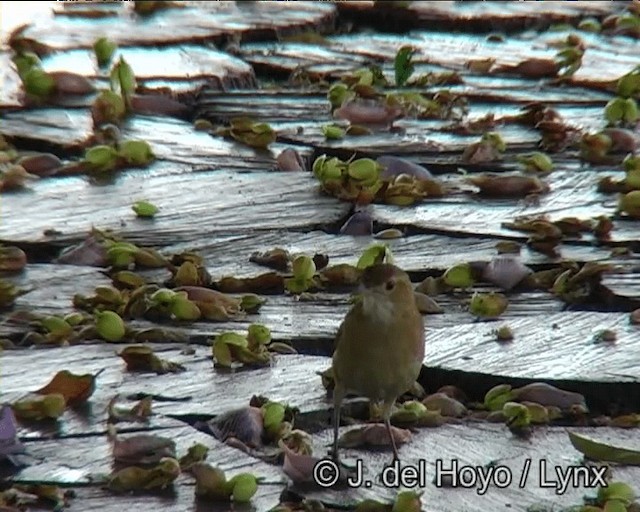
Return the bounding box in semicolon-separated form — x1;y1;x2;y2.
331;263;424;464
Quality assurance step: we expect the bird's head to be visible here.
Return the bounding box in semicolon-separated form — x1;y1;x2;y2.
359;264;415;321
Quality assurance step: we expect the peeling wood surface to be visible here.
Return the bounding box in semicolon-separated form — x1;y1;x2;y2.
20;1;336;50
1;345;333;433
336;1;624;33
304;423;640;510
0;167;348;244
238;29;638;85
10;422;285;511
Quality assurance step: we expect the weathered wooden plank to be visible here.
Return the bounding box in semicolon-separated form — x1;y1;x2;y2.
336;1;623;33
425;311;640;382
42;45;255;88
3;303;639;424
0;50;22;109
38;44;255;103
0;261;564;341
10;423;284;511
2;45;256;109
20;1;336;50
239;29;638;86
370;196;638;245
0;108;315;167
0;166;348;244
302;423;640;511
162;229;620;278
0;345;332;422
68;485;282;512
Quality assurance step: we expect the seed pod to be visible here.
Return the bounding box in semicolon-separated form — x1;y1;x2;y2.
597;481;635;506
442;263;475;288
170;297;201;321
484;384;514;411
495;325;514;342
40;316;73;337
276;148;305;172
619;190;640;218
347;158;380;182
95;285;123;304
192;463;231;500
229;473;258;503
482;254;532;290
468;174;549;197
95;310;126;342
247;324;271;346
93;37;117;67
49;71;95;96
291;255;316;281
132;200;158;218
0;245;27;272
322;124;345;140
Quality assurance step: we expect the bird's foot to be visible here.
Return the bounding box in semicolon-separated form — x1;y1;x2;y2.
328;449;358;472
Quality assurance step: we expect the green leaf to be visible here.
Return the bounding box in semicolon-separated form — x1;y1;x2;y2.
356;244;393;270
84;145;119;172
568;431;640;465
394;45;415;87
110;57;136;104
93;37;117;68
603;500;629;512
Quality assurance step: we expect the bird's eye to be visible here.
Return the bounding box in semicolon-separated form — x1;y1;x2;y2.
385;280;395;291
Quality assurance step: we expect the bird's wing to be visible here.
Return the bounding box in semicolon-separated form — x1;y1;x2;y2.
333;301;362;352
333;320;344;352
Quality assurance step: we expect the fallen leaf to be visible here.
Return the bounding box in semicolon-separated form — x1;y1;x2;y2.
108;458;180;492
338;424;412;448
34;370;99;407
118;345;186;374
568;431;640;465
0;405;25;461
249;248;290;271
513;383;587;412
107;395;153;424
205;407;264;448
109;426;176;465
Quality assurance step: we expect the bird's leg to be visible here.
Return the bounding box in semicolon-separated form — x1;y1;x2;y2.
382;400;400;464
330;384;345;464
330;385;358;472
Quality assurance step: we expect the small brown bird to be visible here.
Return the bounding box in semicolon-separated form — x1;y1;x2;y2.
331;263;424;463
